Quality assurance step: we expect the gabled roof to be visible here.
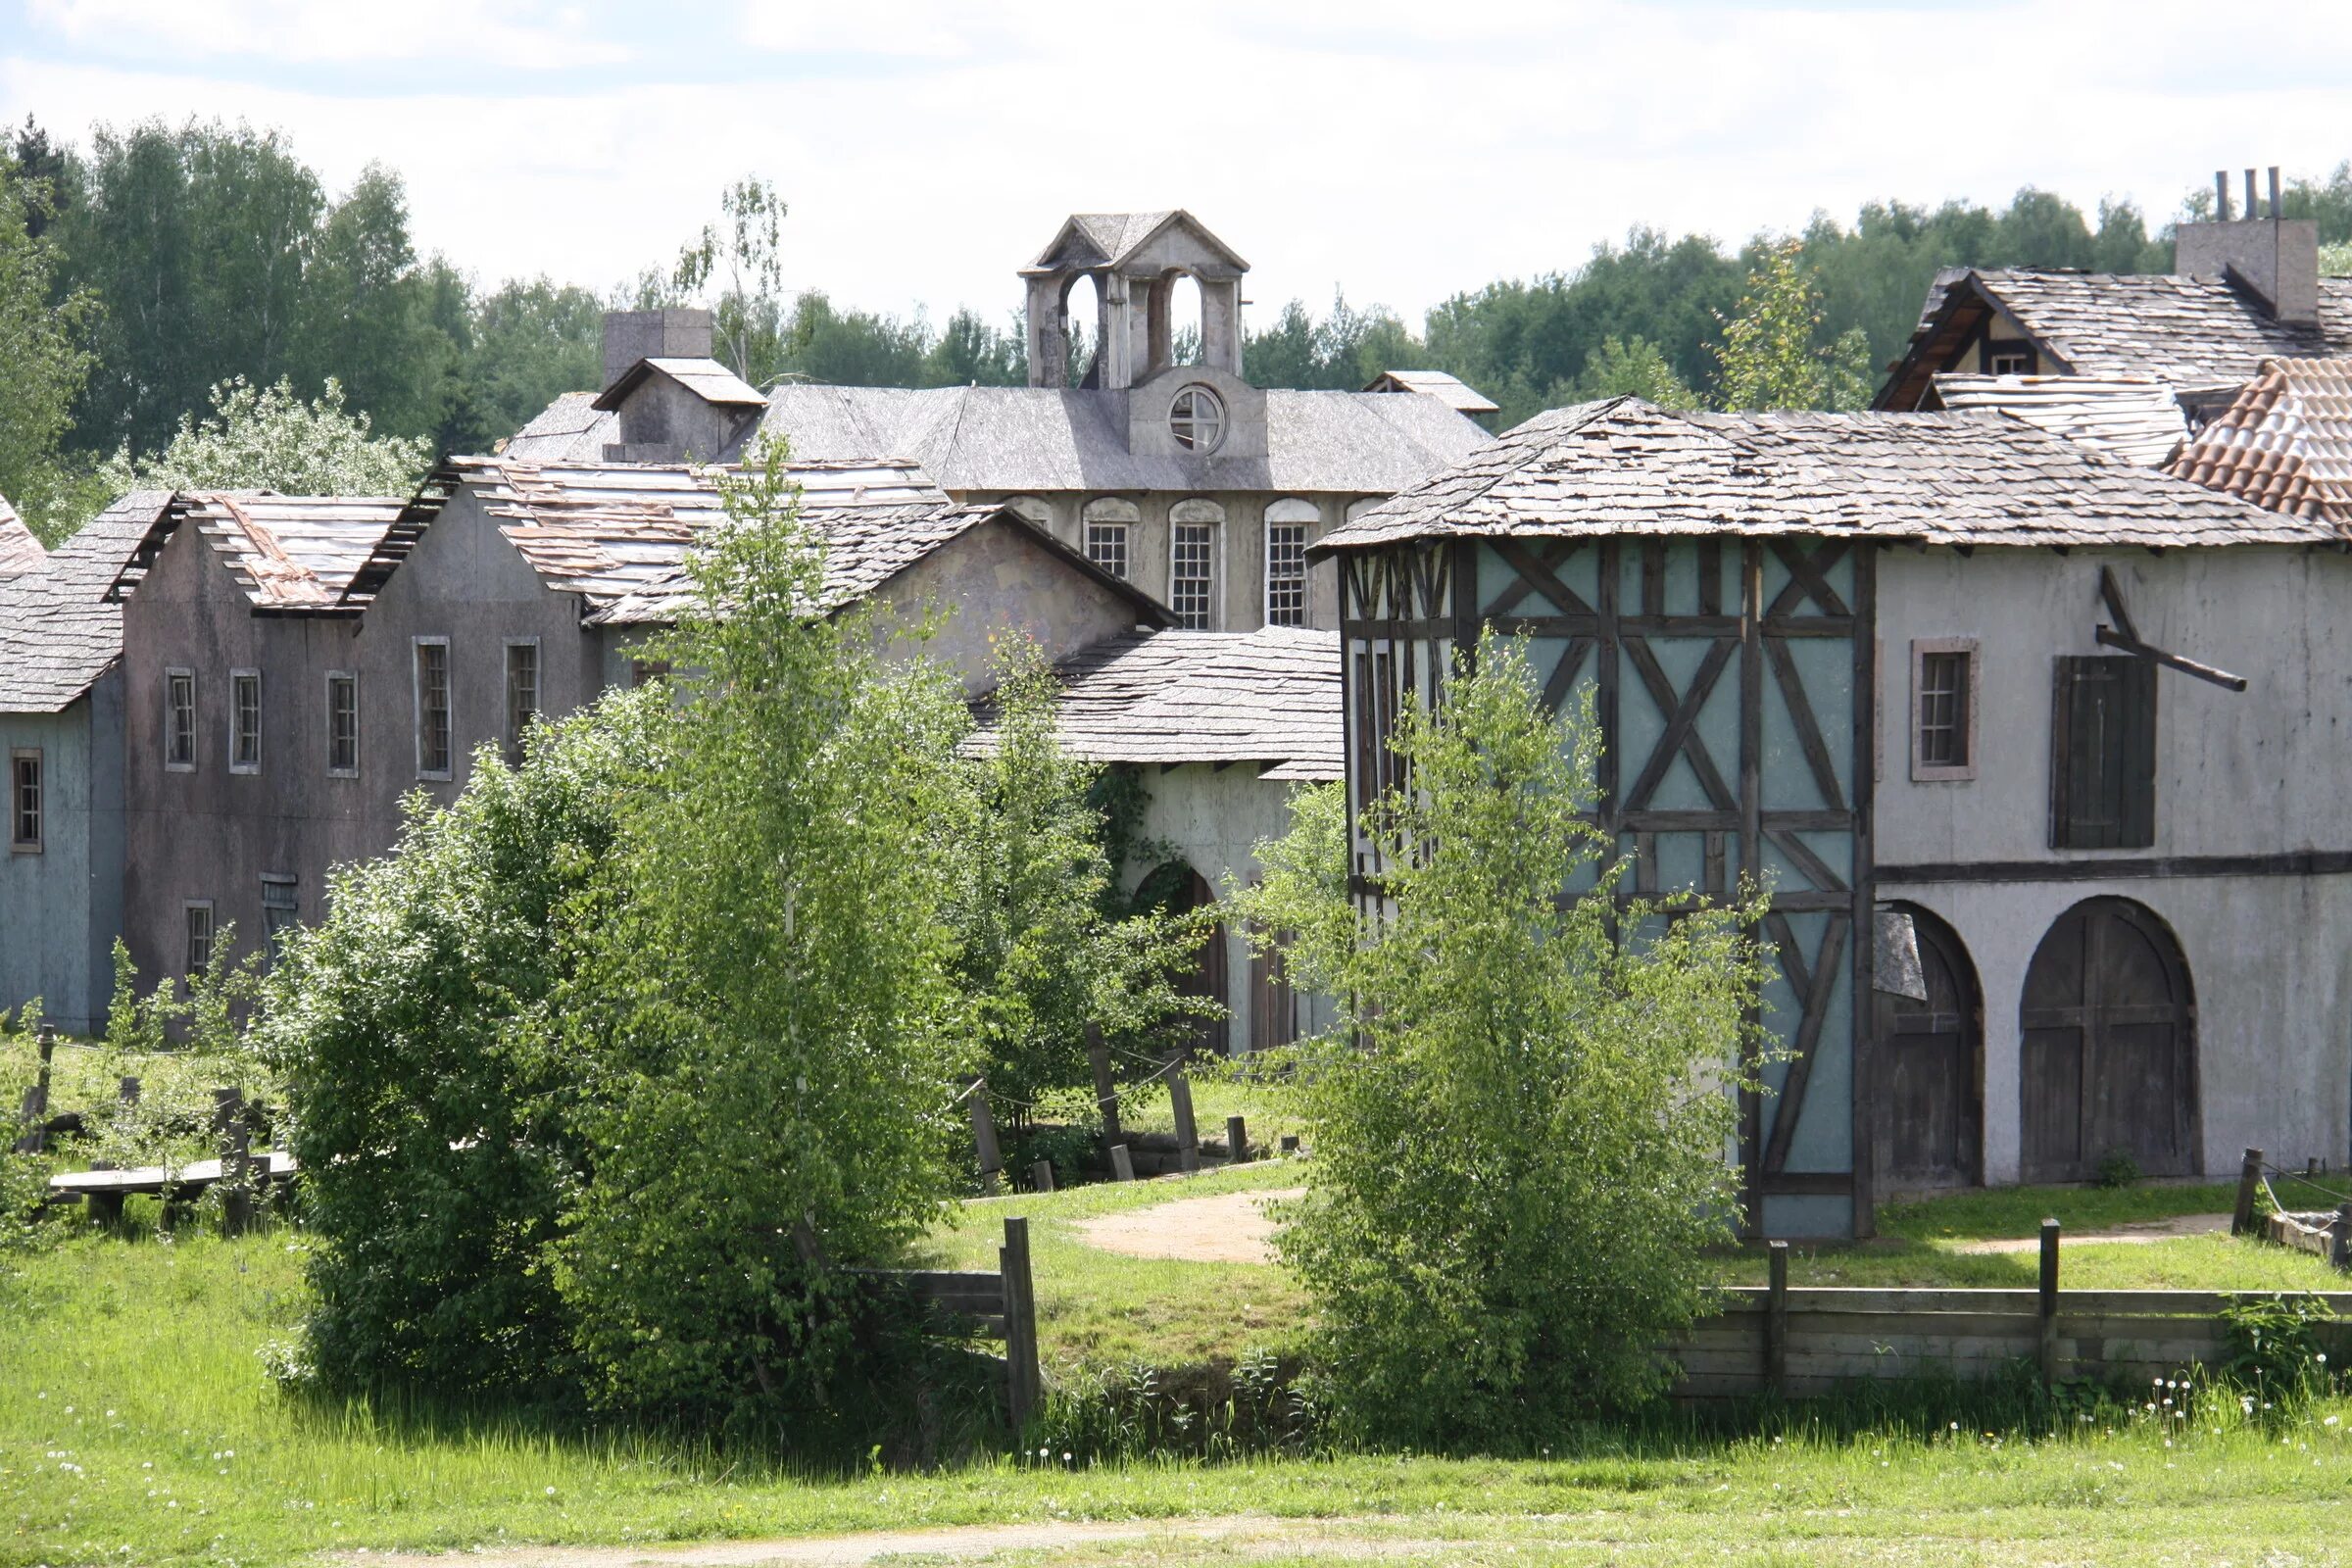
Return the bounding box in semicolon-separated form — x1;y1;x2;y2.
1311;396;2340;556
0;496;44;579
1363;369;1501;416
370;457;1175;631
1021;210;1249;276
112;494;408;612
0;493;171;714
1926;374;2187;467
1879;269;2352;409
970;626;1341;779
500;390;608;462
590;357;767;413
2169;358;2352;522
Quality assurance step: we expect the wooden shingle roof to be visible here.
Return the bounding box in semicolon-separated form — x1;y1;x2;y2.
0;493;171;714
112;494;409;612
0;496;44;580
1312;397;2344;556
1926;374;2187;467
2169;358;2352;523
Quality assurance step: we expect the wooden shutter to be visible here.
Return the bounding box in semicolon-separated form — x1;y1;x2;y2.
2050;656;2155;850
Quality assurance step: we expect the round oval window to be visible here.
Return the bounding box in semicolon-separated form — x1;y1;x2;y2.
1169;384;1225;453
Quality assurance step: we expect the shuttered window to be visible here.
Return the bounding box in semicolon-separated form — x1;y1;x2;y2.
2049;655;2155;849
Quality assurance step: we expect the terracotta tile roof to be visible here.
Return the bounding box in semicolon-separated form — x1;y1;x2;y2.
970;626;1341;777
2168;357;2352;522
0;493;171;713
1311;397;2341;556
0;496;44;579
113;494;409;612
1927;374;2187;467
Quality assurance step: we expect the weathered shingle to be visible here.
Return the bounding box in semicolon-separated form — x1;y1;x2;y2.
0;496;44;580
499;391;612;462
970;626;1341;777
1312;397;2342;555
591;357;768;413
0;493;171;713
1927;374;2187;467
114;494;409;611
1363;369;1501;416
2169;357;2352;522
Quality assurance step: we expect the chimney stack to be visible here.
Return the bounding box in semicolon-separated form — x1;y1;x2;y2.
2175;165;2319;329
600;308;715;391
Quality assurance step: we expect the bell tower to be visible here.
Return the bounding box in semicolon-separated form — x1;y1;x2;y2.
1021;211;1250;390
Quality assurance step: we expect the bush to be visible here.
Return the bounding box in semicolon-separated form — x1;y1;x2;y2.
1239;632;1769;1447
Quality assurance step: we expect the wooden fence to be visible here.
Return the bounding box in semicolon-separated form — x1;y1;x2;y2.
1672;1227;2352;1399
850;1215;1042;1427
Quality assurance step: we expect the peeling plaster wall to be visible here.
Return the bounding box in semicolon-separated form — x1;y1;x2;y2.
872;518;1149;688
1877;543;2352;1181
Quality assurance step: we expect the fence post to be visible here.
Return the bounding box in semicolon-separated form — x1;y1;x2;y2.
118;1075;140;1107
10;1084;44;1154
1166;1053;1200;1174
1086;1024;1123;1165
966;1076;1003;1196
2231;1147;2265;1236
1765;1240;1788;1396
1000;1216;1040;1431
2038;1218;2061;1384
1109;1142;1137;1183
2333;1201;2352;1272
216;1087;254;1237
1030;1159;1055;1194
34;1024;53;1100
1226;1115;1249;1164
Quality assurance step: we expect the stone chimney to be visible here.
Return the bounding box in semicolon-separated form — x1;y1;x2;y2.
600;308;715;391
2174;166;2320;328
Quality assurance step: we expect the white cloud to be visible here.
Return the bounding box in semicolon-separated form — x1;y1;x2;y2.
24;0;627;70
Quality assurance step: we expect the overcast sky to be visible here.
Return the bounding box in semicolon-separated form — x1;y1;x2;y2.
5;0;2351;329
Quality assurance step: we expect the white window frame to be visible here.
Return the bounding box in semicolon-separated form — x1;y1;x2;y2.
1910;637;1980;782
227;667;262;775
9;747;40;855
504;637;541;767
1263;499;1317;628
325;670;360;779
183;900;216;979
1081;498;1139;582
164;667;197;773
413;636;453;782
1168;498;1224;631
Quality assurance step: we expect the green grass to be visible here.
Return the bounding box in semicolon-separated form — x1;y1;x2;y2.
3;1230;2351;1566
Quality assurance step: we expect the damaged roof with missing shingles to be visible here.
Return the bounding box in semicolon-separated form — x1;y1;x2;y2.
0;492;172;713
395;457;1170;629
1311;396;2344;556
114;494;410;610
1927;374;2188;467
969;625;1342;778
1364;369;1501;416
2169;357;2352;522
0;495;44;579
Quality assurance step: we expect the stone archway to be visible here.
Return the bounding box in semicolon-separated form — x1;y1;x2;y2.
2019;897;2198;1183
1134;860;1230;1057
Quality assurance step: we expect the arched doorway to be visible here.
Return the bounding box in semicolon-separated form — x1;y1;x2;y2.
1877;905;1983;1190
2019;897;2198;1183
1134;861;1230;1056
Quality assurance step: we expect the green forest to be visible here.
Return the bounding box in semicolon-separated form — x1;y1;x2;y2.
6;114;2352;543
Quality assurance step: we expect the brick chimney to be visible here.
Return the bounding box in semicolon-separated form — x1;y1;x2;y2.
2174;166;2320;328
600;308;715;391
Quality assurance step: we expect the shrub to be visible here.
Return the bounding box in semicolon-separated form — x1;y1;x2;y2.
1239;632;1768;1447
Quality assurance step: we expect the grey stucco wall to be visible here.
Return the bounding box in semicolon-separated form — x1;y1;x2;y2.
1877;543;2352;1180
874;516;1150;687
0;680;119;1034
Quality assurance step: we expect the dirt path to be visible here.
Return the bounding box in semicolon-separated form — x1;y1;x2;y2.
361;1513;1418;1567
1072;1187;1305;1264
1946;1211;2229;1253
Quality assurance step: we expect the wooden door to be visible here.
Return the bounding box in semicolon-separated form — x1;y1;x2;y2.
2020;898;2196;1183
1876;906;1980;1190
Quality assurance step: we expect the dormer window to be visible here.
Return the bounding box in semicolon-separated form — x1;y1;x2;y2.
1170;385;1225;453
1986;342;2036;376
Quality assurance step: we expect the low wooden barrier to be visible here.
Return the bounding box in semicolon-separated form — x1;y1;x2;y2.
1671;1227;2352;1399
849;1215;1042;1428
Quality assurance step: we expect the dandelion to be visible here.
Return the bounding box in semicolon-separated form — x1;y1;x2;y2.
544;1487;556;1496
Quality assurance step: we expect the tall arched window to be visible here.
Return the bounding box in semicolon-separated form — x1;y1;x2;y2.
1262;498;1318;627
1080;498;1138;580
1167;498;1224;630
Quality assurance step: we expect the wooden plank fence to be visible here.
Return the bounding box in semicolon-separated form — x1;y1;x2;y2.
1673;1228;2352;1400
849;1215;1042;1428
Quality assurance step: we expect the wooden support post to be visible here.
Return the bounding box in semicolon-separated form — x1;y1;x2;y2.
1109;1143;1136;1183
1765;1241;1789;1396
2232;1147;2265;1236
2334;1201;2352;1272
999;1216;1040;1430
33;1024;53;1101
1166;1054;1200;1174
966;1076;1003;1195
1226;1114;1249;1164
216;1087;254;1237
11;1084;44;1154
1030;1159;1055;1194
2037;1218;2061;1384
1086;1024;1123;1161
118;1075;140;1106
88;1191;124;1228
1279;1134;1300;1154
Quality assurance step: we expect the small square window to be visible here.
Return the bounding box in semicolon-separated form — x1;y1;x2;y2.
1911;640;1978;782
414;638;452;779
505;640;540;767
1986;342;2036;376
1086;520;1130;581
9;750;40;853
183;901;215;979
326;672;360;776
165;668;196;771
229;669;261;773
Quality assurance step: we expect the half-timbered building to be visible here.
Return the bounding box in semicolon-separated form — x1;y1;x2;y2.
1314;396;2352;1237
